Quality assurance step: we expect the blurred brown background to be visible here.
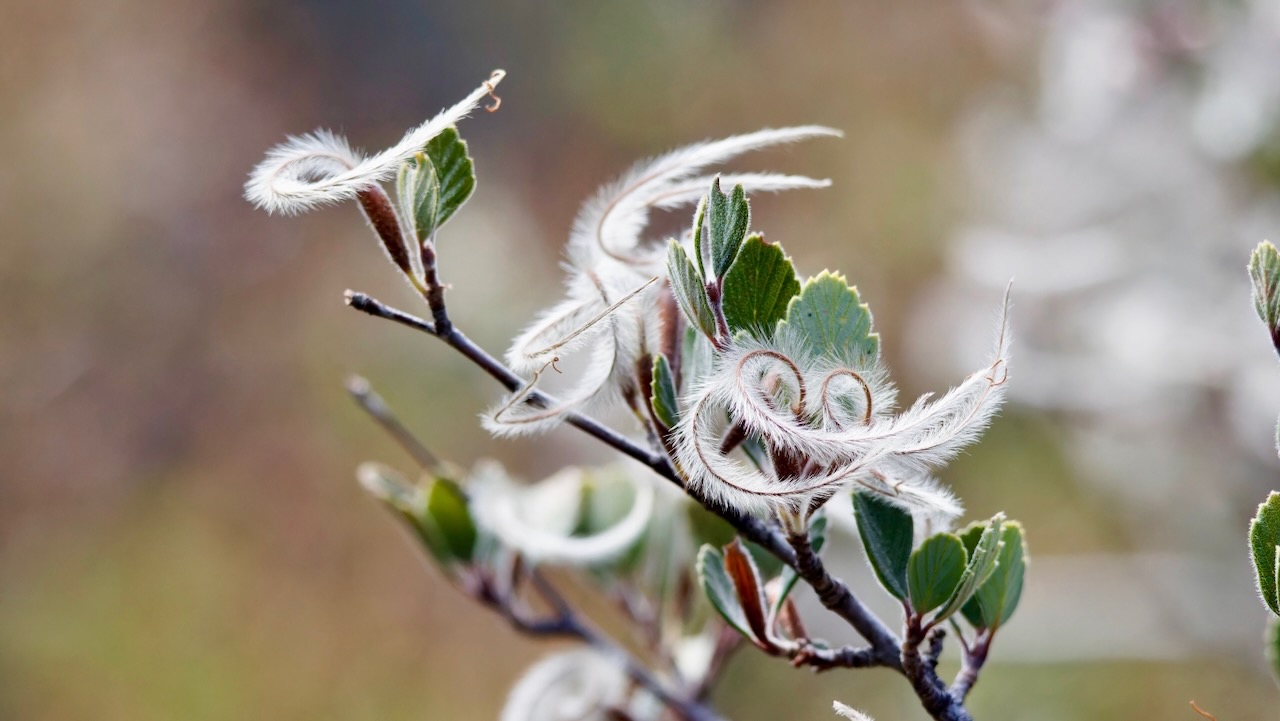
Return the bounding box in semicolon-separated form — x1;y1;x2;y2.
2;1;1278;719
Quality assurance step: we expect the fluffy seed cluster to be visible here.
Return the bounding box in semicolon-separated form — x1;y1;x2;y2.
483;127;840;436
674;299;1011;521
244;71;505;214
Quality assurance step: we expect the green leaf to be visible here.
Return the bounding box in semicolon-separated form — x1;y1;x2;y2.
358;462;476;567
697;544;755;641
853;493;914;601
961;522;1026;630
706;178;751;279
934;514;1005;622
396;127;475;242
1249;241;1280;341
650;354;679;429
691;196;707;279
667;240;717;340
1250;492;1280;616
721;233;801;338
425;477;477;562
779;271;879;367
908;533;967;615
772;516;827;619
687;503;737;549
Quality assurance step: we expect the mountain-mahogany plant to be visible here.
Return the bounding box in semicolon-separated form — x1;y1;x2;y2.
247;71;1028;721
1246;241;1280;687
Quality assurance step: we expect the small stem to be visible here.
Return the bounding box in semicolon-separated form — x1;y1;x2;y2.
345;375;440;470
419;241;453;335
949;630;991;702
705;280;731;349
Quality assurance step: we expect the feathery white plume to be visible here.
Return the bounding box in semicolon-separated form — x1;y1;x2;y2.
673;300;1010;519
569;126;841;268
470;464;655;566
500;649;629;721
832;701;874;721
488;127;840;437
245;70;505;214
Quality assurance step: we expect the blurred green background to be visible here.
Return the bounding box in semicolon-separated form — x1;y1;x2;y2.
2;1;1278;719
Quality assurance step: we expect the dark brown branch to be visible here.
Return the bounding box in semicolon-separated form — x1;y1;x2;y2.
790;642;879;671
343;289;977;721
786;529;902;670
902;617;973;721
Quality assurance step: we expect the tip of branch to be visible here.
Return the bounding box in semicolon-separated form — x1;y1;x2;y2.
346;374;372;398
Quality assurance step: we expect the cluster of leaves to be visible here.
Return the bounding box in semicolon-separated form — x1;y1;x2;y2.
246;73;1025;721
698;493;1026;658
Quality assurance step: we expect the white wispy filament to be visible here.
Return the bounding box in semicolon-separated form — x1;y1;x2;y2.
470;464;655;566
674;299;1011;519
485;127;840;436
245;70;505;214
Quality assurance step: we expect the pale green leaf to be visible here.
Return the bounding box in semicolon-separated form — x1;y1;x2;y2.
961;522;1026;630
780;271;879;367
933;513;1005;622
706;178;751;279
667;240;717;340
396;126;475;242
908;533;967;615
1249;241;1280;344
650;354;679;429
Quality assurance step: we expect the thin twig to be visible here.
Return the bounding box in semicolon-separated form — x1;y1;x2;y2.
344;289;974;721
525;570;723;721
346;375;440;469
949;630;991;703
785;529;902;670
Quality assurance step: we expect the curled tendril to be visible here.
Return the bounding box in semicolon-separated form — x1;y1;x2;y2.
674;304;1010;519
819;368;874;430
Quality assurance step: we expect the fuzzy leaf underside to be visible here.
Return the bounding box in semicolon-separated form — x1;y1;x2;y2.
722;234;801;339
933;514;1004;622
706;179;751;280
667;241;717;340
1249;241;1280;335
961;522;1026;630
697;544;754;641
723;539;770;645
650;354;680;429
